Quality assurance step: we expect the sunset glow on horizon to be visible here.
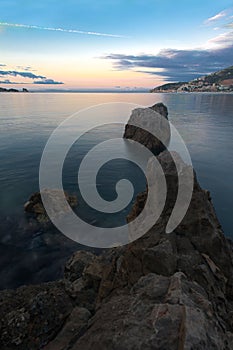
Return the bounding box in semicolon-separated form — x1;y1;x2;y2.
1;0;233;90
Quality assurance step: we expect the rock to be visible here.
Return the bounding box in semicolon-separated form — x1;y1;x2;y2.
127;191;147;223
150;102;168;118
24;189;78;224
64;251;95;282
64;252;104;312
73;271;230;350
123;102;170;155
142;239;177;276
0;282;74;350
2;146;233;349
44;307;91;350
70;150;233;349
83;257;105;291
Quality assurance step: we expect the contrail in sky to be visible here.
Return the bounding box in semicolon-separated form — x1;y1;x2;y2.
0;22;127;38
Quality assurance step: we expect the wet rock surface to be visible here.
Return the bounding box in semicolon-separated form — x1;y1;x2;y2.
1;150;233;349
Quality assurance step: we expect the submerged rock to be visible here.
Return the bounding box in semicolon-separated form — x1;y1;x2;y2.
24;189;78;224
123;102;170;155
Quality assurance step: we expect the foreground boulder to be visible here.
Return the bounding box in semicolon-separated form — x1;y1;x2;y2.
123;102;170;155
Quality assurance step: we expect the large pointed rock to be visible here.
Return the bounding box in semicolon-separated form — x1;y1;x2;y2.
123;102;170;155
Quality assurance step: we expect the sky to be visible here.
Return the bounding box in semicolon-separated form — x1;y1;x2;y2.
0;0;233;90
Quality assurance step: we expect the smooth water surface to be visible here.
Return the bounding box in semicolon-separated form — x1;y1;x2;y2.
0;92;232;288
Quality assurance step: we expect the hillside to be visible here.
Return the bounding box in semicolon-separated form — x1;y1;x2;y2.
150;82;187;93
151;66;233;93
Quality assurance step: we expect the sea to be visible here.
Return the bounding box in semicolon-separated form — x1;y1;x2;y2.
0;92;232;289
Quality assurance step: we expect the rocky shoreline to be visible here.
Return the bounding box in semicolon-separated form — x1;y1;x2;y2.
1;104;233;349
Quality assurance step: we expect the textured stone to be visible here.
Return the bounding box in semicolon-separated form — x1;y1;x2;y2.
44;307;91;350
123;102;170;155
24;189;78;224
0;282;73;350
64;250;95;282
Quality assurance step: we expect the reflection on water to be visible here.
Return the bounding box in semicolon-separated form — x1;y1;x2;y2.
0;92;232;288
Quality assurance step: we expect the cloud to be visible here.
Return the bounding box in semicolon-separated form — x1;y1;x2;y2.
0;22;126;38
0;70;45;79
0;68;64;85
225;22;233;28
104;37;233;82
33;79;64;85
207;30;233;48
205;10;228;24
0;77;64;85
0;79;23;84
16;65;35;71
0;64;6;67
0;79;30;84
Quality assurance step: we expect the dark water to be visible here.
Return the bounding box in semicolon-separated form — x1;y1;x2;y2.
0;92;232;289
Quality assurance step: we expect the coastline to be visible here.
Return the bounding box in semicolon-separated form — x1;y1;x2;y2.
151;91;233;94
1;89;233;94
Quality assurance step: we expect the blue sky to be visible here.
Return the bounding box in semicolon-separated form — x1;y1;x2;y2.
0;0;233;89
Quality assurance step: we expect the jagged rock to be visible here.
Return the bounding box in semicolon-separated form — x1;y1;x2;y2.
44;307;91;350
63;252;104;312
73;271;232;350
82;257;105;291
64;251;95;282
0;282;74;350
127;191;147;223
1;146;233;348
24;189;78;223
123;102;170;155
142;239;177;276
70;150;233;349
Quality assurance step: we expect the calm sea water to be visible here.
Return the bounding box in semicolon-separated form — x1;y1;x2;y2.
0;92;232;288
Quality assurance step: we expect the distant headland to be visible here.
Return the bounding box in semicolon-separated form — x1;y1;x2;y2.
151;65;233;93
0;87;29;93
